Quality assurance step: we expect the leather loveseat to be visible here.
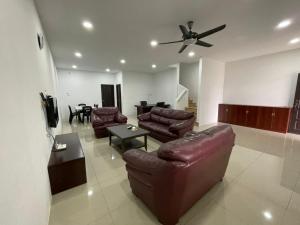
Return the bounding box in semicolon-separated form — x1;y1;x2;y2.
138;107;196;142
91;107;127;138
123;125;235;225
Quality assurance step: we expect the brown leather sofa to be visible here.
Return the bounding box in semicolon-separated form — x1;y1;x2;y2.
91;107;127;138
138;107;196;142
123;125;235;225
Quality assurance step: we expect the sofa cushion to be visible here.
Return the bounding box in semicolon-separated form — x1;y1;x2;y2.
100;115;115;123
150;114;178;125
157;125;235;163
139;121;177;138
93;107;118;116
151;107;193;120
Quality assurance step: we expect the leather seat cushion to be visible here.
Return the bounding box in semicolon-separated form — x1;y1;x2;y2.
140;121;177;137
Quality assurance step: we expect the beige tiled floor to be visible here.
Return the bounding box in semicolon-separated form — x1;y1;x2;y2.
49;118;300;225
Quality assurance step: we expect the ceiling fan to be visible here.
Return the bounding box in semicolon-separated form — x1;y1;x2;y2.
159;21;226;53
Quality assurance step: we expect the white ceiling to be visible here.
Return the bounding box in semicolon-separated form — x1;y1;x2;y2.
34;0;300;73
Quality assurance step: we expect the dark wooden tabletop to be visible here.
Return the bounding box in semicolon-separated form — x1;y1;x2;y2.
107;124;150;139
48;133;84;167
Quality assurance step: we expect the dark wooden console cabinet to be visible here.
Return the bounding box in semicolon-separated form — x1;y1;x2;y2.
218;104;291;133
48;133;87;194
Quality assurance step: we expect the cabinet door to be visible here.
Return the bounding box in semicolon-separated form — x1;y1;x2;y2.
245;106;258;128
228;105;238;124
218;104;227;123
236;105;248;126
256;107;273;130
271;108;291;133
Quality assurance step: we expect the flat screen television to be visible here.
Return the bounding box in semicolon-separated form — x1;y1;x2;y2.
40;92;59;128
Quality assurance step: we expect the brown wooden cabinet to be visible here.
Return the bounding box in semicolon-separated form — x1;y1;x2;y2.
218;104;291;133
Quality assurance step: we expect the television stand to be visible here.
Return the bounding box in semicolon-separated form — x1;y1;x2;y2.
47;133;87;194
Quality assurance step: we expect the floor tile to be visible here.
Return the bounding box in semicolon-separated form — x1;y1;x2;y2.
49;121;300;225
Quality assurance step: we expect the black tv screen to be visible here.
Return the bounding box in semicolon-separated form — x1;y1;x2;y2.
43;95;59;128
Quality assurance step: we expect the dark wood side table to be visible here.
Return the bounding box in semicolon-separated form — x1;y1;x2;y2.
48;133;87;194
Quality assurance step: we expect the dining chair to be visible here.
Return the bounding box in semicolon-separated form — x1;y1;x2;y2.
156;102;165;107
68;105;79;124
82;106;92;123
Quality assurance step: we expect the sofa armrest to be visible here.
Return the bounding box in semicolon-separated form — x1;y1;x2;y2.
137;112;151;121
91;114;104;128
123;149;167;175
115;112;127;123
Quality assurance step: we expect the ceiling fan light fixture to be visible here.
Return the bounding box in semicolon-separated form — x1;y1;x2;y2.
188;51;195;57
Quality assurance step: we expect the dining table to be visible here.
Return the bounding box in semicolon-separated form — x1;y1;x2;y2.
74;105;95;122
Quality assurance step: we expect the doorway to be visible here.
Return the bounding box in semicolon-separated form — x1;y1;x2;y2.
116;84;122;112
101;84;115;107
289;74;300;134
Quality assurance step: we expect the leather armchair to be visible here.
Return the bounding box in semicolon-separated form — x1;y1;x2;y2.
138;107;195;142
123;125;235;225
91;107;127;138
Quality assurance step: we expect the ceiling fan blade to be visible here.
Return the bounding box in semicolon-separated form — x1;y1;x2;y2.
178;44;188;53
179;25;189;37
195;40;213;47
196;24;226;39
159;40;183;45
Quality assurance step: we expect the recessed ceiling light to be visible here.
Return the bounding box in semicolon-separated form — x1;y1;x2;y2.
276;19;292;29
152;64;157;69
82;20;94;30
263;211;272;220
188;51;195;57
120;59;126;64
150;40;158;47
74;52;82;58
289;38;300;44
87;190;93;196
106;68;111;72
72;65;77;69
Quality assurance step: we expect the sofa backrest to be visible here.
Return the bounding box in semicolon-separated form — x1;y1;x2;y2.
150;107;194;125
157;125;235;163
92;107;119;123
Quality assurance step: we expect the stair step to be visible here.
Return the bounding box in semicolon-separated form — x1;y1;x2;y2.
185;106;197;111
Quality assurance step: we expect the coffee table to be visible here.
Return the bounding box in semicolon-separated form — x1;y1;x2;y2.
107;124;150;151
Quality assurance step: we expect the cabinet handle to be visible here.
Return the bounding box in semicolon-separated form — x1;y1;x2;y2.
246;110;249;114
271;112;275;117
226;108;228;112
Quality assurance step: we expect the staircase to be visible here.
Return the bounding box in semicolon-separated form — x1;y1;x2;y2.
185;98;198;126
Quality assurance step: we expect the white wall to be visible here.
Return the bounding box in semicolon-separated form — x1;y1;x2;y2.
179;62;199;103
58;69;117;121
122;71;153;116
0;0;61;225
152;68;178;108
224;48;300;107
198;58;225;125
